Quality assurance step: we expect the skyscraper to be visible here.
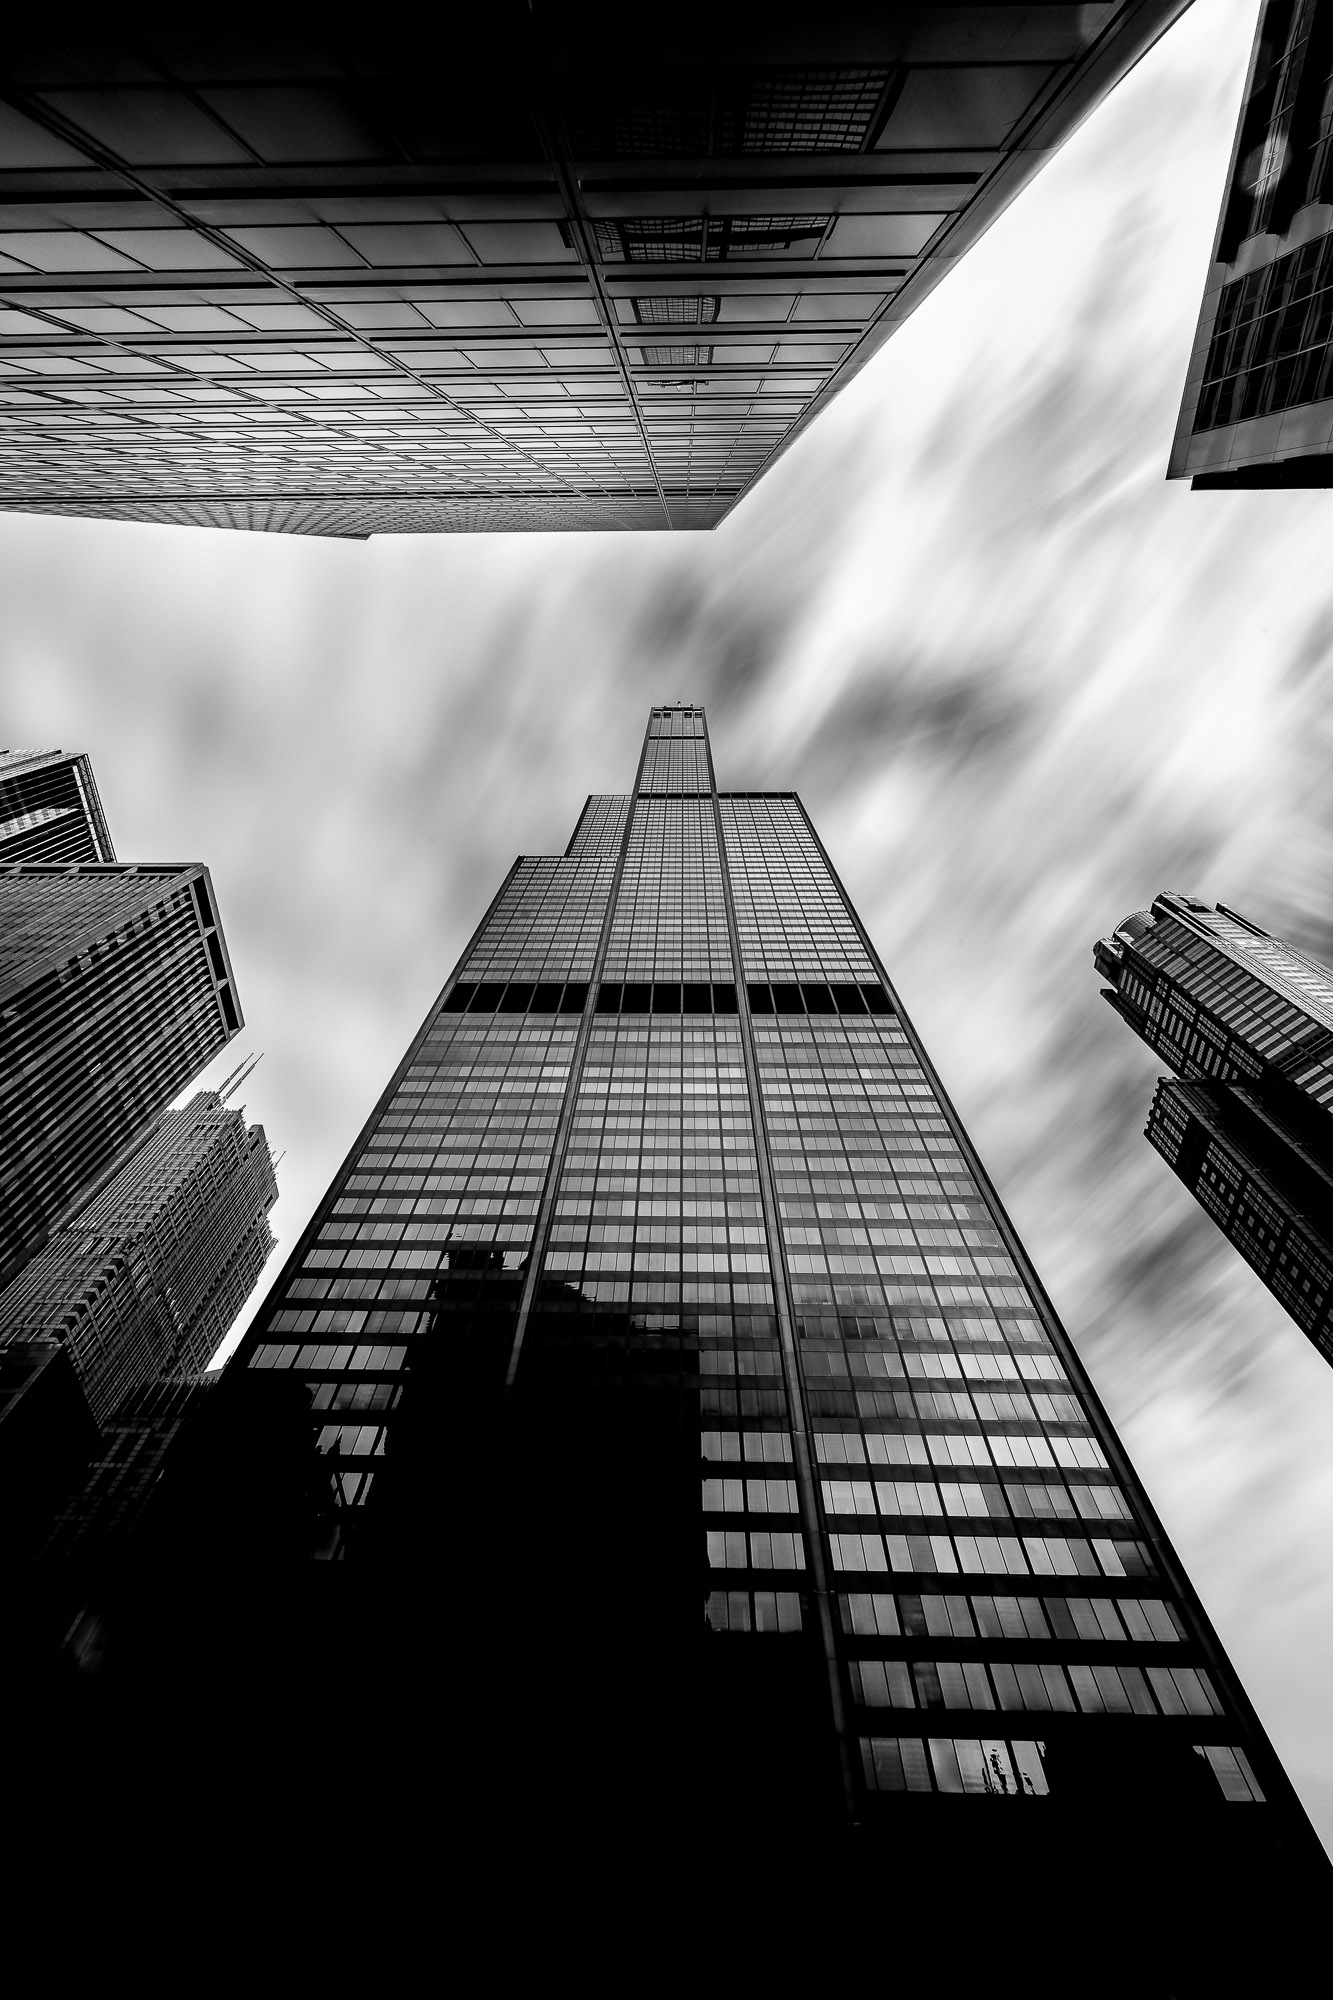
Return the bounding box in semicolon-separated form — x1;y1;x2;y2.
1170;0;1333;489
0;5;1187;537
0;1088;277;1423
159;706;1317;1959
1095;890;1333;1369
0;861;241;1285
0;749;115;864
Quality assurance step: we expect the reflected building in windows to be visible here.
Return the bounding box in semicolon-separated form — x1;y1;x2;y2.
1095;891;1333;1369
0;1085;277;1425
129;704;1321;1963
0;6;1187;536
1171;0;1333;488
0;861;241;1286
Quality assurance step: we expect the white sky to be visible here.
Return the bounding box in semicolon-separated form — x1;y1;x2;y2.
7;0;1333;1853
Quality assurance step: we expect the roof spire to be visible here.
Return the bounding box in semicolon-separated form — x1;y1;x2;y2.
218;1051;263;1101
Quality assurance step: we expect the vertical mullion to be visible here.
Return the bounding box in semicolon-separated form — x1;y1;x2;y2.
504;739;650;1389
705;737;859;1822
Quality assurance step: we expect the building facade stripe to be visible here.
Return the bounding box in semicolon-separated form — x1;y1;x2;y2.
503;725;654;1386
705;725;859;1816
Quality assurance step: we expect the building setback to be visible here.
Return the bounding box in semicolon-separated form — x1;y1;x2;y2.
0;5;1187;537
0;750;115;865
69;703;1303;1969
1095;890;1333;1368
1171;0;1333;488
0;1089;277;1424
0;862;241;1286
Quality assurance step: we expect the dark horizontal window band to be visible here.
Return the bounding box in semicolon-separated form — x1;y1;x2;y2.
1192;455;1333;489
747;981;892;1017
443;980;589;1015
593;979;892;1016
444;977;894;1018
595;981;737;1015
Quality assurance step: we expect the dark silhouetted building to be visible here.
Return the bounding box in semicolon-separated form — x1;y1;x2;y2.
7;1363;324;1773
54;704;1307;1977
0;1089;277;1423
0;5;1187;536
0;749;115;864
39;1365;318;1577
0;861;241;1286
1096;890;1333;1368
1171;0;1333;488
0;1338;100;1559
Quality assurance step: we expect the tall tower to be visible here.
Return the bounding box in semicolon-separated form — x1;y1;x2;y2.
0;750;115;864
1095;890;1333;1368
141;706;1316;1959
0;1089;277;1424
0;862;241;1285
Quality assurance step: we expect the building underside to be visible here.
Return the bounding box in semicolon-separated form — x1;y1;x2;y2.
0;4;1187;535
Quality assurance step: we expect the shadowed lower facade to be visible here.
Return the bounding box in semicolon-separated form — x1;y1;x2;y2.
0;4;1187;536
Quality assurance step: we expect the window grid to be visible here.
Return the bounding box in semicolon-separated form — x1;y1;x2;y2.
234;707;1278;1814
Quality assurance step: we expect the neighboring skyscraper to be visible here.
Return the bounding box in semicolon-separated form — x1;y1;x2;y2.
0;1088;277;1423
169;707;1314;1925
1171;0;1333;488
0;861;241;1285
1095;890;1333;1367
0;749;115;864
0;6;1187;537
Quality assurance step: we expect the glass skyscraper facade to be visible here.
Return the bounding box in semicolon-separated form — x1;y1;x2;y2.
229;709;1318;1893
1171;0;1333;488
1096;889;1333;1371
0;861;241;1285
0;1089;277;1424
0;7;1186;537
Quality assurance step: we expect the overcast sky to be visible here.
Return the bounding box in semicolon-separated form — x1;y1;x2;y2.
6;0;1333;1850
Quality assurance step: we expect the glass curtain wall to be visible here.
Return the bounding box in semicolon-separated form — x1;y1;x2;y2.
237;708;1298;1836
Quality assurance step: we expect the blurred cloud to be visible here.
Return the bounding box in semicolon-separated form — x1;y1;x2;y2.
5;0;1333;1847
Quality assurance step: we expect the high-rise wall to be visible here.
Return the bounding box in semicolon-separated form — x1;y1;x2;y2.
1095;889;1333;1368
0;6;1188;536
0;862;241;1285
0;1090;277;1423
0;750;115;864
1170;0;1333;487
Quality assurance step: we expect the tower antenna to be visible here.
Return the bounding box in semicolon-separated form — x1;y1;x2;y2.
219;1051;263;1101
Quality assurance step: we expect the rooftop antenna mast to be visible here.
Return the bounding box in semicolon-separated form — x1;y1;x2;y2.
218;1051;263;1101
213;1052;251;1097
